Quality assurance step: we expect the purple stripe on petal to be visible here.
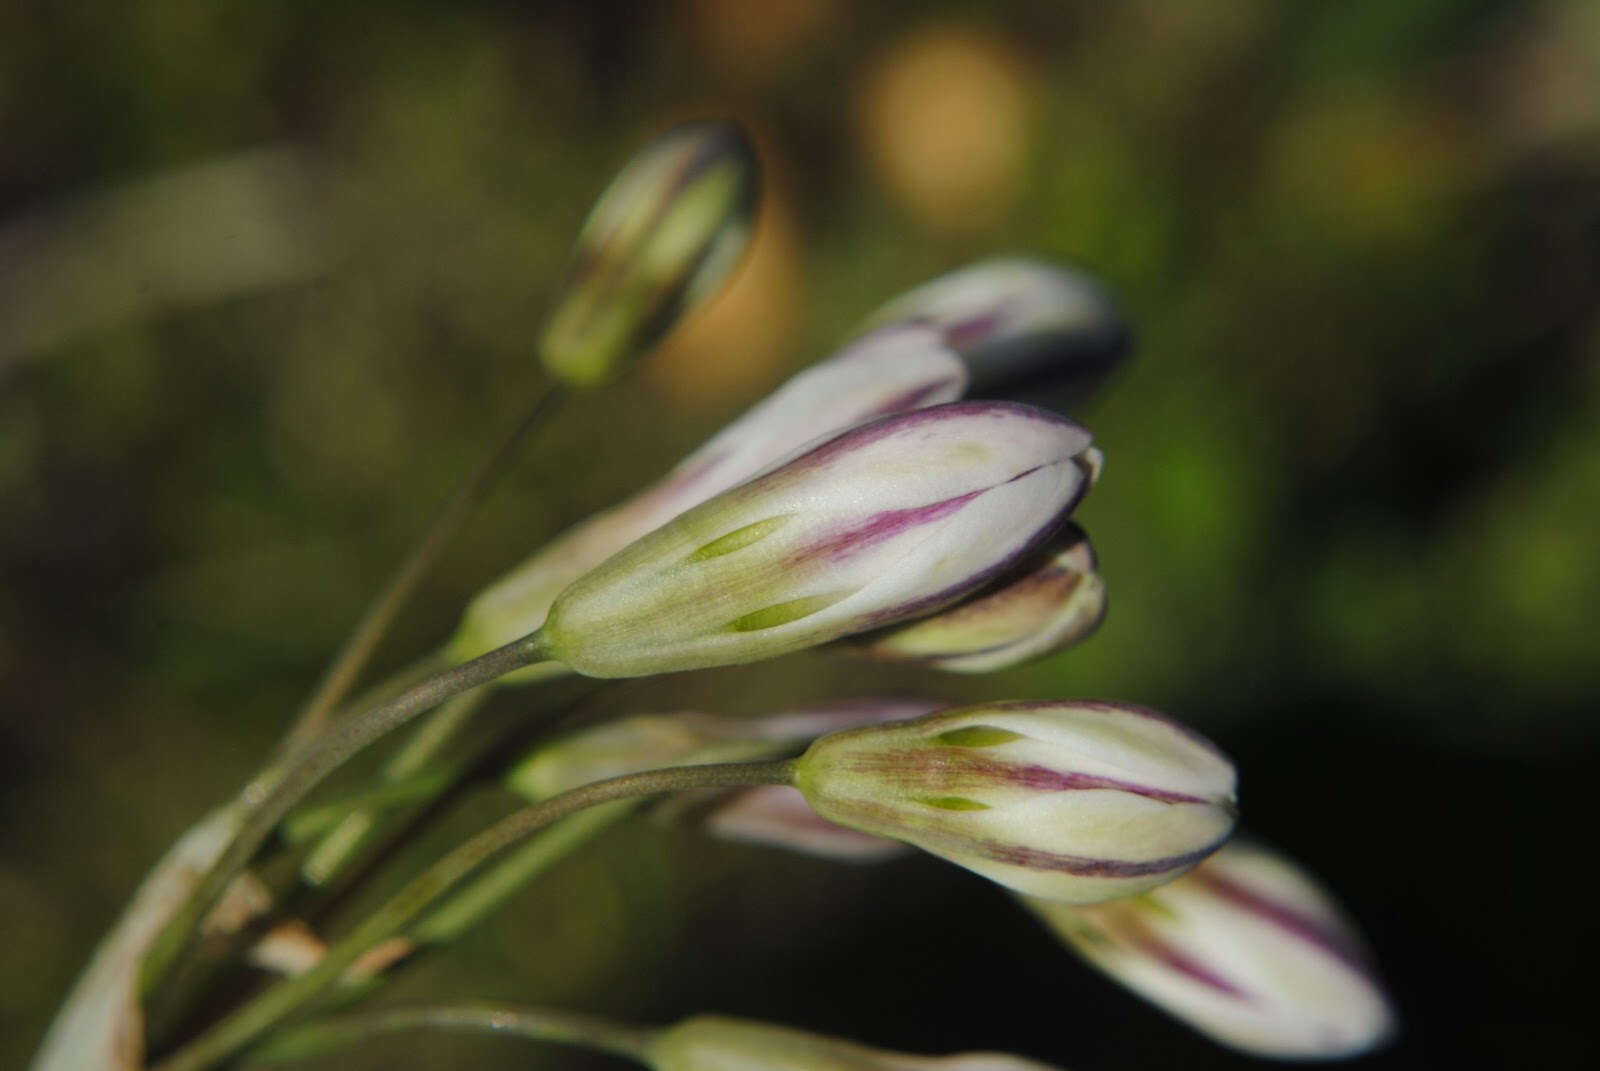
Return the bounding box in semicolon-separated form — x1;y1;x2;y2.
798;489;986;563
1123;927;1254;1001
970;759;1215;806
782;401;1086;477
1189;869;1373;977
984;832;1232;879
857;376;970;421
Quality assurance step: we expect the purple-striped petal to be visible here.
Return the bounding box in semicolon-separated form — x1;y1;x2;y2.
792;700;1237;904
1024;839;1396;1059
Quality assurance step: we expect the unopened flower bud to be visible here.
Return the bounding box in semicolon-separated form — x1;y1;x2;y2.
792;700;1237;904
865;258;1129;405
540;120;760;387
539;402;1095;677
450;325;966;670
698;784;910;862
650;1016;1064;1071
851;523;1106;673
1024;840;1395;1059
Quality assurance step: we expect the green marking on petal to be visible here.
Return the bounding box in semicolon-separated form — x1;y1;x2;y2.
687;515;792;562
724;591;849;632
918;795;991;811
935;725;1025;748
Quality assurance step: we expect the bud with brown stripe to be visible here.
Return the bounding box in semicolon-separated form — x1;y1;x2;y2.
791;700;1237;904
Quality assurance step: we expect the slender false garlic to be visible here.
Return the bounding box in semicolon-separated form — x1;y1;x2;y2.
538;402;1095;677
1024;840;1396;1059
851;522;1106;673
792;700;1237;904
651;1016;1065;1071
450;324;967;669
864;258;1128;402
540;120;760;387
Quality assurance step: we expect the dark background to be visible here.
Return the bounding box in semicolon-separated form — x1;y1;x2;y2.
3;2;1597;1068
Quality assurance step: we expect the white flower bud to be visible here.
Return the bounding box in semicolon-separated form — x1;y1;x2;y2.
540;121;760;387
1024;839;1395;1059
851;523;1105;673
539;403;1095;677
792;700;1237;904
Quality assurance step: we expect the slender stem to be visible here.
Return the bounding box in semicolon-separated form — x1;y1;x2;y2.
281;765;460;845
299;686;491;885
248;1002;658;1065
410;799;638;945
141;632;553;997
279;381;567;753
151;760;795;1071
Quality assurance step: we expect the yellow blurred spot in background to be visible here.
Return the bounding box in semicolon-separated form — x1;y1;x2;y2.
858;25;1034;233
687;0;840;83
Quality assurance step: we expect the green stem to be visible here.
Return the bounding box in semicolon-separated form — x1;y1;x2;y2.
281;765;461;845
299;687;491;885
278;381;567;753
248;1002;658;1065
141;632;553;997
411;798;638;945
151;759;795;1071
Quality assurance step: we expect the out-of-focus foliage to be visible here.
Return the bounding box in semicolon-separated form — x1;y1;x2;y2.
2;2;1596;1069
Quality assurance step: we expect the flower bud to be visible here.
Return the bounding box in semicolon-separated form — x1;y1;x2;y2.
850;522;1106;673
1023;840;1395;1059
792;700;1237;904
650;1016;1064;1071
539;402;1095;677
540;120;760;387
449;325;966;670
864;258;1129;405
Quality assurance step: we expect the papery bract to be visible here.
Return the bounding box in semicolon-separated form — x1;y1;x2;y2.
852;522;1106;673
538;402;1095;677
792;700;1237;903
1024;839;1395;1059
864;257;1128;403
650;1016;1065;1071
450;325;966;671
540;121;760;387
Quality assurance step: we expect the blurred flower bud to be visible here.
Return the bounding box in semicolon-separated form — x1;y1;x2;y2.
450;325;966;671
507;698;941;803
864;258;1129;406
1024;840;1395;1059
650;1016;1064;1071
540;120;760;387
539;402;1095;677
792;700;1237;904
850;522;1106;673
697;784;910;862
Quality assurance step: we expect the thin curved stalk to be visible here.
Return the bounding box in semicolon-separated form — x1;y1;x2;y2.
141;632;553;997
150;759;796;1071
278;381;567;753
248;1002;657;1065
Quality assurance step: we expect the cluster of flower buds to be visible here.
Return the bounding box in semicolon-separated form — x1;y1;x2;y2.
450;323;967;671
792;700;1238;904
539;120;760;388
1023;839;1396;1059
537;402;1097;677
649;1016;1064;1071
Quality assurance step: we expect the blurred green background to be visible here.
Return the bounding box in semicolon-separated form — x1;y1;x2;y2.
3;1;1597;1068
